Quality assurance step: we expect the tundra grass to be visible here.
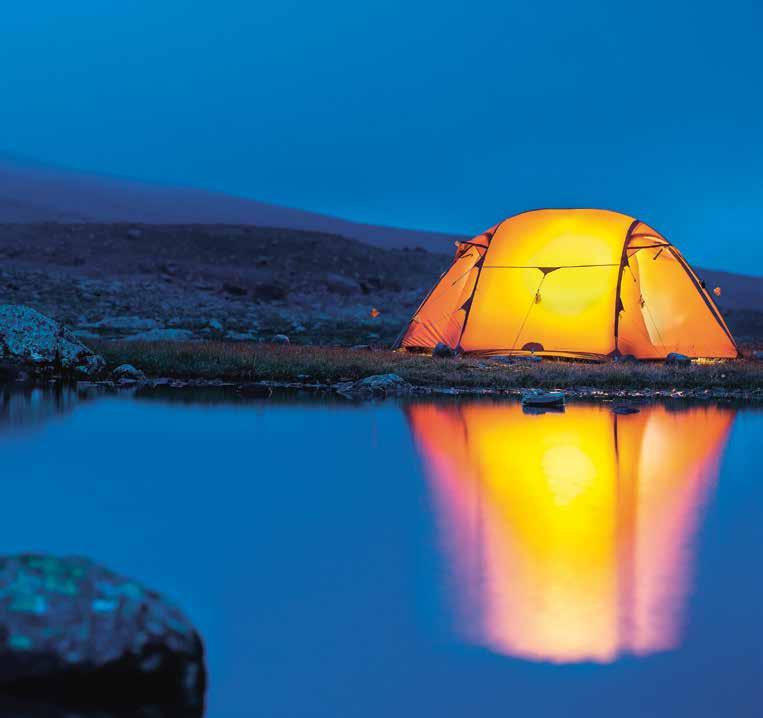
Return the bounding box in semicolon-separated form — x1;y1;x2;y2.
92;340;763;393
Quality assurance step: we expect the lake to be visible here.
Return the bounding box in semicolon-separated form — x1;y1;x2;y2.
1;386;761;717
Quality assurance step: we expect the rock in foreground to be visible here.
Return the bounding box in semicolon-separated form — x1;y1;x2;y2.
0;555;205;714
0;305;105;376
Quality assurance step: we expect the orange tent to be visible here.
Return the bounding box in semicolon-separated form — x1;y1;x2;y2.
395;209;737;359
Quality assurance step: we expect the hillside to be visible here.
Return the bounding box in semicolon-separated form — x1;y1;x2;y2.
0;155;462;252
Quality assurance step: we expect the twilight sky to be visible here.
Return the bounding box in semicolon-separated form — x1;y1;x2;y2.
1;1;761;273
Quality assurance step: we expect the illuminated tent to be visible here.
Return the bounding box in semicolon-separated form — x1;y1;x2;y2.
407;402;734;663
395;209;737;359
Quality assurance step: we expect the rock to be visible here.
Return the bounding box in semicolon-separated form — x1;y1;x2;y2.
615;354;638;363
126;228;143;240
271;334;290;344
0;554;205;713
0;305;105;376
323;273;361;296
751;350;763;361
125;329;195;342
521;389;565;407
222;283;247;297
252;283;288;302
665;352;691;366
350;344;372;351
432;342;454;358
337;373;413;399
112;364;146;381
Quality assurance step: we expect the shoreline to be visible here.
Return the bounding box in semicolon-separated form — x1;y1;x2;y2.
93;377;763;403
4;337;761;402
90;340;763;401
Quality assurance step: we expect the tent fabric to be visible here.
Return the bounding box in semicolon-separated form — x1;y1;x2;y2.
394;209;738;359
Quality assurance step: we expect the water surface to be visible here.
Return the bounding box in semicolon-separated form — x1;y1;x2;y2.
1;387;761;717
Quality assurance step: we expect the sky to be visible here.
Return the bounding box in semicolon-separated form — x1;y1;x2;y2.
0;1;761;273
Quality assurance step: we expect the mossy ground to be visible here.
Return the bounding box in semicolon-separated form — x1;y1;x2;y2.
92;340;763;393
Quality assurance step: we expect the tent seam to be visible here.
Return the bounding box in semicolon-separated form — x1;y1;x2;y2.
612;219;641;355
453;221;506;351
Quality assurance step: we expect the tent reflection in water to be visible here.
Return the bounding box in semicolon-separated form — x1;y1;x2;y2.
395;209;737;359
407;402;734;664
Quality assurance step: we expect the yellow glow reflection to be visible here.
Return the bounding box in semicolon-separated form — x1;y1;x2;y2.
407;402;733;664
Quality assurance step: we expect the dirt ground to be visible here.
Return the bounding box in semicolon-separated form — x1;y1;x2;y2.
0;222;450;346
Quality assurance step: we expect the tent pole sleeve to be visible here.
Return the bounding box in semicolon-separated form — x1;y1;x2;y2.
612;219;641;355
453;221;505;352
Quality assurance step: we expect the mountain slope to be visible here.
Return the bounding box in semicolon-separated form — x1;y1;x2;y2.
0;155;462;252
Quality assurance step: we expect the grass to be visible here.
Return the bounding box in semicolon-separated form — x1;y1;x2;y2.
92;340;763;394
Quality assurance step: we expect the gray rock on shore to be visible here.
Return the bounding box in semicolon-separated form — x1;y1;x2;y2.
336;373;413;398
0;554;205;714
521;389;565;407
432;342;454;358
0;305;105;376
112;364;146;381
666;352;692;366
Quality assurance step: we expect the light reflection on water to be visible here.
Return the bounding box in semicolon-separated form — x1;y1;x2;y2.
0;385;760;717
407;402;733;663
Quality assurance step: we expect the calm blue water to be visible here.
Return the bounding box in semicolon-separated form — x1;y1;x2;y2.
1;387;761;717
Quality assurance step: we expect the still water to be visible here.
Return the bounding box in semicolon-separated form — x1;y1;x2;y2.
1;387;761;717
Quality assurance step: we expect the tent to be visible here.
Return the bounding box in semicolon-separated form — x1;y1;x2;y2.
394;209;737;359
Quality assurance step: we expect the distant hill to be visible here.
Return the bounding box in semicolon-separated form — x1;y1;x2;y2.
0;154;759;315
0;154;462;252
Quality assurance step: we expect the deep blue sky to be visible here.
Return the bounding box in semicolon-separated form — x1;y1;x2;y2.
1;1;761;272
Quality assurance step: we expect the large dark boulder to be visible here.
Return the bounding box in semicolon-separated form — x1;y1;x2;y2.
0;306;105;376
0;555;205;715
